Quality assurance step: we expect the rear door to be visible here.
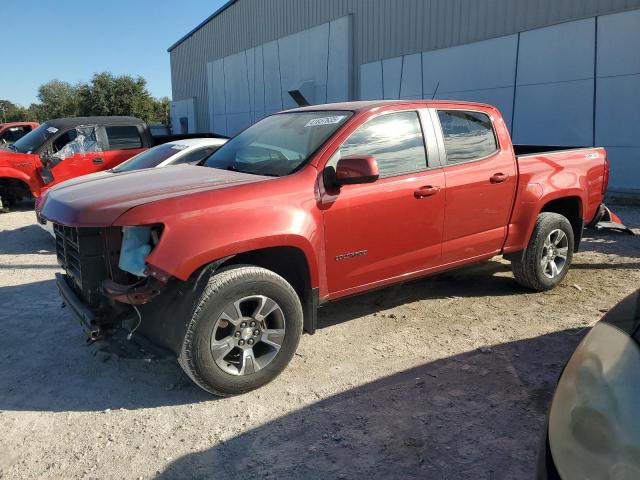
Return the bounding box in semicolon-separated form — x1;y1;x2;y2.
100;125;146;169
433;108;517;264
322;109;445;296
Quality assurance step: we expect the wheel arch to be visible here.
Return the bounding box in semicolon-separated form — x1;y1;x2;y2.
163;243;319;336
539;195;584;251
503;192;585;258
0;173;33;203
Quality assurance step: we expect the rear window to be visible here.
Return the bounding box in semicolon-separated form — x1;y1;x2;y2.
437;110;498;164
106;126;142;150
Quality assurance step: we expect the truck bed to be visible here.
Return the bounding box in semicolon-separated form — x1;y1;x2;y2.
513;144;586;157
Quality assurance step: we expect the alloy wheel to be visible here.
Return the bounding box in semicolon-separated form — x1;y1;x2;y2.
540;229;569;279
210;295;286;375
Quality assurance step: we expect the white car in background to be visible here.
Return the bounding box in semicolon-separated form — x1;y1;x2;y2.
112;137;227;172
38;138;227;235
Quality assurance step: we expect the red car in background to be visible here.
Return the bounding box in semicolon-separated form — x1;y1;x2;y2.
0;121;39;145
0;116;151;208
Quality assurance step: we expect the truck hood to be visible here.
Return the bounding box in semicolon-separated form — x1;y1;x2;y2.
41;165;271;227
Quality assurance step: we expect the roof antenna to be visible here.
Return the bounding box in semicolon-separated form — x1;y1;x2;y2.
288;89;310;107
431;81;440;100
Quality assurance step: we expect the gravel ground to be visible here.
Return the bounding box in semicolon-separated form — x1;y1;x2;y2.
0;204;638;480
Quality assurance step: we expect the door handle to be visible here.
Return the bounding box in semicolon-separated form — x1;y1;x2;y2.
92;157;104;165
490;173;508;183
414;185;440;199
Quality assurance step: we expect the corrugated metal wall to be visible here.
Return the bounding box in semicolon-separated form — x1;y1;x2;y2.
170;0;640;132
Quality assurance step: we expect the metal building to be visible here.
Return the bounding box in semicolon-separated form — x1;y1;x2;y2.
168;0;640;194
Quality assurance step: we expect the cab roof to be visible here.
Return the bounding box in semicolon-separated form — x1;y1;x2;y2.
45;116;145;129
282;99;494;114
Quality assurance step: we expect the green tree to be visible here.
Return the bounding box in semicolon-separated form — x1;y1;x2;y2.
3;72;170;125
0;100;30;122
78;72;159;122
36;80;81;120
151;96;170;124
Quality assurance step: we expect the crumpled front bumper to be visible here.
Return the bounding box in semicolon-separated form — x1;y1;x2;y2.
55;272;101;340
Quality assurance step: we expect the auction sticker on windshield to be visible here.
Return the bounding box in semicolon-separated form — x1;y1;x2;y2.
305;116;347;127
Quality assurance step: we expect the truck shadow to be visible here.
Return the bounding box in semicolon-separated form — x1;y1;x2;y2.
0;268;578;413
154;328;585;480
0;223;54;255
317;261;524;329
0;218;636;413
0;279;212;411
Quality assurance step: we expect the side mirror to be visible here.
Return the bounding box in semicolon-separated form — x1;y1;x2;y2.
326;155;379;188
40;154;60;168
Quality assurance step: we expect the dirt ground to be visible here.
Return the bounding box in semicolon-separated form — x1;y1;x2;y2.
0;204;638;480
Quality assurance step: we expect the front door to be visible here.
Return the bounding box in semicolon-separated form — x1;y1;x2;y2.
322;110;445;297
435;109;517;264
41;126;104;187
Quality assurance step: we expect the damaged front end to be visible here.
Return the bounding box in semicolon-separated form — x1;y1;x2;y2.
53;223;169;343
102;225;168;305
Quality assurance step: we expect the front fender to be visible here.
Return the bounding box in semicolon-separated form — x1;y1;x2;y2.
113;168;323;288
0;166;39;196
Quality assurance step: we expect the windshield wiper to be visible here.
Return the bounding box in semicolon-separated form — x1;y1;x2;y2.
225;165;279;177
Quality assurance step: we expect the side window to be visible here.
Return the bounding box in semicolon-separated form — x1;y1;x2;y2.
174;147;219;165
106;126;143;150
52;130;77;153
437;110;498;164
338;111;427;179
52;127;101;160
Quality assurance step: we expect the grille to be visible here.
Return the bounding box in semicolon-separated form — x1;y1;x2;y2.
54;224;109;307
34;197;47;225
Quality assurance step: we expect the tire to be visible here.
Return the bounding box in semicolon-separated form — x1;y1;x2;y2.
178;265;303;396
511;212;574;291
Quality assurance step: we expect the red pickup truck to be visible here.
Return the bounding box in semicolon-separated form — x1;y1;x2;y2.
0;116;153;209
0;121;39;145
40;100;610;396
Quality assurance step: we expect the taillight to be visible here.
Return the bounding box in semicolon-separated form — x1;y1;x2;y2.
602;151;610;195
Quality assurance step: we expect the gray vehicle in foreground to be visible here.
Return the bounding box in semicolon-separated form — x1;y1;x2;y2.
538;288;640;479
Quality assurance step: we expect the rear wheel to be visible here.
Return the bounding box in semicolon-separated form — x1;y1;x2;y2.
511;212;574;291
178;265;303;396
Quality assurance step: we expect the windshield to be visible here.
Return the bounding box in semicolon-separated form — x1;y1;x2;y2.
113;143;186;172
11;123;59;154
204;111;352;176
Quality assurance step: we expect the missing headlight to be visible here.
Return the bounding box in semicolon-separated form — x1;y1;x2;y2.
119;225;162;277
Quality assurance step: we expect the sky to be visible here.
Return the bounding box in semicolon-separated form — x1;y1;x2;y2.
0;0;228;106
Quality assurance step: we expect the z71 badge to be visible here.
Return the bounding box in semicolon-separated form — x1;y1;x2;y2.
335;250;368;261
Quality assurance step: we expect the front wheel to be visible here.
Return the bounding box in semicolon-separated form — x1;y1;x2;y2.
178;265;303;396
511;212;575;291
